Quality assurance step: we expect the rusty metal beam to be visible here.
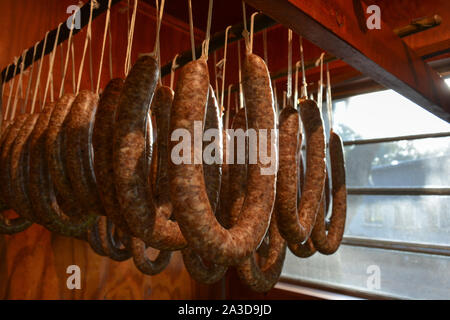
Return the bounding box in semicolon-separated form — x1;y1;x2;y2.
245;0;450;122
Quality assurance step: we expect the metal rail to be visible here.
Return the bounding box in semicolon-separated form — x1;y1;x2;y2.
343;131;450;146
341;236;450;257
348;187;450;196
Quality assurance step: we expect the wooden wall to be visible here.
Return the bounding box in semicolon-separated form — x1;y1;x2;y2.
0;0;219;300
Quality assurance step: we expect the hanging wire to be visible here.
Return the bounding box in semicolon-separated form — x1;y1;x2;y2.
96;0;113;94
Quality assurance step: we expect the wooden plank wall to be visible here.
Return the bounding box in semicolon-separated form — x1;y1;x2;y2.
0;0;219;300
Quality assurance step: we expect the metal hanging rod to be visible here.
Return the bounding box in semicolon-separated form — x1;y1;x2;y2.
343;131;450;146
1;0;123;85
342;236;450;257
347;187;450;196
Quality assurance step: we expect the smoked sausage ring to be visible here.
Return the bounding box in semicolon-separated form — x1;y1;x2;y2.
169;54;277;266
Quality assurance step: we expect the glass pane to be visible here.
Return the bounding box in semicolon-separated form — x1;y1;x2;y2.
343;138;450;187
345;195;450;245
282;245;450;299
329;90;450;140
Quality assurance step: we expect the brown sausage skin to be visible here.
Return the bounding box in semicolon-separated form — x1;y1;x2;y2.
227;108;248;227
287;196;326;259
287;152;318;258
202;85;223;214
0;114;32;234
93;78;132;234
10;114;39;222
169;54;276;266
236;208;286;293
182;89;227;283
150;84;175;210
65;90;104;216
45;93;79;214
0;115;32;234
310;130;347;255
131;238;172;276
230;107;286;293
113;55;186;250
96;216;132;261
276;100;326;244
29;102;97;237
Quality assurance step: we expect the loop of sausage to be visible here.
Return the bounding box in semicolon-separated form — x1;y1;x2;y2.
87;221;108;257
131;237;172;276
202;85;223;214
113;55;186;250
150;84;175;208
228;107;286;293
181;87;227;284
236;208;287;293
65;90;104;216
0;114;32;234
93;78;132;234
96;216;132;262
286;153;318;258
181;247;227;284
310;130;347;255
45;93;79;216
10;114;40;222
287;197;326;258
276;100;326;244
29;102;97;237
170;54;277;266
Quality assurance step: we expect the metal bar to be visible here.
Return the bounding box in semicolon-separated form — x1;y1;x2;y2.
300;131;450;150
348;187;450;196
279;277;402;300
343;131;450;146
342;236;450;257
1;0;123;84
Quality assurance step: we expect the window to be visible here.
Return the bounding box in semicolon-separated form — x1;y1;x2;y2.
281;82;450;300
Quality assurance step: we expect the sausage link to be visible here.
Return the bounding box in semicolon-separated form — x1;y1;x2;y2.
228;107;286;292
93;78;132;234
202;85;223;214
287;151;318;258
236;208;286;293
65;90;104;216
150;84;174;207
29;102;97;237
0;121;12;213
96;216;132;261
0;114;32;234
45;93;79;214
169;54;276;266
287;196;326;258
131;237;172;276
276;100;326;244
113;55;186;250
87;221;108;257
310;130;347;254
10;114;39;221
227;108;248;227
182;88;227;283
